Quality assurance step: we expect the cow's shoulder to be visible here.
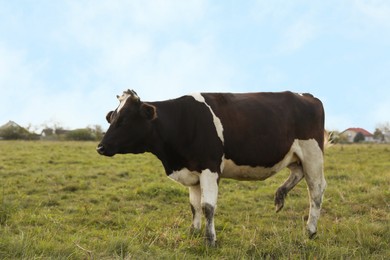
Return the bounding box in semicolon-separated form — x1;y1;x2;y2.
150;94;224;174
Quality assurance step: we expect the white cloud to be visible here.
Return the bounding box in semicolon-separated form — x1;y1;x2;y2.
371;99;390;126
139;38;235;100
90;36;236;101
277;18;317;54
56;0;235;99
0;44;48;125
0;44;112;130
260;66;286;88
2;0;388;133
128;0;207;28
251;1;318;54
58;0;207;49
325;113;355;132
252;0;303;23
2;0;234;129
353;0;390;27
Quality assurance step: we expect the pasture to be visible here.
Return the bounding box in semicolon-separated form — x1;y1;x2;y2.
0;141;389;259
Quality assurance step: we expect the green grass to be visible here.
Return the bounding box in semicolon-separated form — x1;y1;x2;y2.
0;141;389;259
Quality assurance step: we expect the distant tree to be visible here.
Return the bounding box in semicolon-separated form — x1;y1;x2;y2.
88;125;104;140
41;120;64;133
0;126;23;139
377;122;390;130
65;129;96;141
373;128;384;142
374;122;390;143
330;130;349;144
338;134;349;144
353;132;365;143
327;130;340;144
0;123;33;140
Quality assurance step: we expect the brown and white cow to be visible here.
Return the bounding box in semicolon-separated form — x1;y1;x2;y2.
97;89;327;246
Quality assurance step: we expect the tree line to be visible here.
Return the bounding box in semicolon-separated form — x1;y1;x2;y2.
0;122;104;141
1;120;389;143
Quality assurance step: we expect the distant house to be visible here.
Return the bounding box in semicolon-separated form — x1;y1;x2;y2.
41;128;55;137
340;128;374;143
40;128;70;140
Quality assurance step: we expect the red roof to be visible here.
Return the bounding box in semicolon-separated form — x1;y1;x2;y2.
343;128;373;137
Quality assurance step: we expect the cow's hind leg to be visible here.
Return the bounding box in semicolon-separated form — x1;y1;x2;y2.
189;185;202;233
199;169;219;246
274;162;304;212
300;140;327;239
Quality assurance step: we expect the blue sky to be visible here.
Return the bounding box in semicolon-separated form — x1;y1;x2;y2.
1;0;389;132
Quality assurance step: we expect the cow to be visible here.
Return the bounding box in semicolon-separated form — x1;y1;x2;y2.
96;89;327;246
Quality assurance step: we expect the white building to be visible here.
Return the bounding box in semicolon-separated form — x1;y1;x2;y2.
340;128;374;143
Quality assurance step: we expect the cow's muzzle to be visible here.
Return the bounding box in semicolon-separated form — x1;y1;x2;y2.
97;143;117;157
96;144;106;155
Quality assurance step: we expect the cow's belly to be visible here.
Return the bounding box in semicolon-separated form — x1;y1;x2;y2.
221;160;283;180
168;140;305;184
168;168;200;186
221;141;300;181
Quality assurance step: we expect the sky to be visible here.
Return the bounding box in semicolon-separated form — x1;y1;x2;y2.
1;0;389;133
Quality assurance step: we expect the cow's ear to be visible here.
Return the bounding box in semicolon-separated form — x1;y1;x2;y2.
140;103;157;120
106;111;114;123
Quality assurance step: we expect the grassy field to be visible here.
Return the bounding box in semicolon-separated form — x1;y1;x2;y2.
0;141;389;259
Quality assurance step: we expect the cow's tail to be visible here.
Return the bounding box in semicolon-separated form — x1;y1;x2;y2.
324;130;333;149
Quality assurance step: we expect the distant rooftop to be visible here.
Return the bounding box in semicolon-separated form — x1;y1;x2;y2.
342;127;373;137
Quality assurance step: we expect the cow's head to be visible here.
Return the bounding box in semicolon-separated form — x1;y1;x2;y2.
96;89;157;156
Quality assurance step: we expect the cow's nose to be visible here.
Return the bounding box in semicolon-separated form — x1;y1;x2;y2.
96;144;105;155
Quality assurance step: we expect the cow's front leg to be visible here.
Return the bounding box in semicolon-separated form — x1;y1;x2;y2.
199;169;219;246
189;185;202;232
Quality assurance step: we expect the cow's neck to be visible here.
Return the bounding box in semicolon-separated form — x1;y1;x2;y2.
146;99;191;175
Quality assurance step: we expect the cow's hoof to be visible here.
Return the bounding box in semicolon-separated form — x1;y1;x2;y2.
206;239;217;247
307;229;317;239
274;187;286;212
275;202;284;213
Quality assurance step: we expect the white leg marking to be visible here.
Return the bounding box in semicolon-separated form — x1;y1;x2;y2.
199;169;219;246
200;169;219;207
189;185;202;231
299;139;327;238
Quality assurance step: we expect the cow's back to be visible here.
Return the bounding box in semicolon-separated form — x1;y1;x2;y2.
203;91;324;167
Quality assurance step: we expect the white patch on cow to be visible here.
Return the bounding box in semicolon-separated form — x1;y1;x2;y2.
298;139;324;174
221;140;302;181
116;92;132;113
190;93;224;143
221;139;324;180
199;169;219;206
220;154;225;173
168;168;200;186
297;139;326;237
189;185;202;230
199;169;218;245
